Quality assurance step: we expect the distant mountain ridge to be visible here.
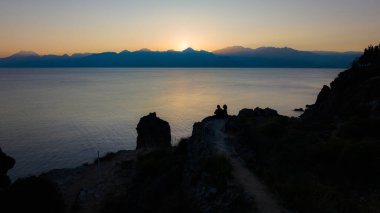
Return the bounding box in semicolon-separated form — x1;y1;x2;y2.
213;46;360;58
213;46;361;68
0;46;362;68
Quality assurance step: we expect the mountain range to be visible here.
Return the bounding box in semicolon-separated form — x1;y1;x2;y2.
0;46;361;68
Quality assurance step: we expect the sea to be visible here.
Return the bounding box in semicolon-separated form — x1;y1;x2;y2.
0;68;342;179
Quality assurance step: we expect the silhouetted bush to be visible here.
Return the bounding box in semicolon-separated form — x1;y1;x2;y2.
5;176;64;213
175;138;189;156
358;44;380;66
257;116;289;139
102;147;197;213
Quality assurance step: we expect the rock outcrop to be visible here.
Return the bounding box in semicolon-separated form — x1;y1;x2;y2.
293;108;304;112
0;148;15;189
302;45;380;121
136;112;171;150
238;107;279;118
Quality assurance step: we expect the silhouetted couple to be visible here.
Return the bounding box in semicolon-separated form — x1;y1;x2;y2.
214;104;228;118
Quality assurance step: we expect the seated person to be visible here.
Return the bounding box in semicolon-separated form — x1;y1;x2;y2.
214;105;223;118
222;104;228;117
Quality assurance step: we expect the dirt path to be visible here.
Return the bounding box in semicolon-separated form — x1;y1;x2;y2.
205;119;283;213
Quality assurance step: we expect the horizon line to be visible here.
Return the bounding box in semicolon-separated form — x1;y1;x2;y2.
1;45;364;58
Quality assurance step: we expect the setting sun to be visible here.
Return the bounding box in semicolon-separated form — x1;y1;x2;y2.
179;41;189;51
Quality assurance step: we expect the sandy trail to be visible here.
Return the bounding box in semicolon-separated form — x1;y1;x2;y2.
205;119;283;213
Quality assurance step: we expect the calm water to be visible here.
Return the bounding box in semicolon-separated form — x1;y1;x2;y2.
0;68;341;179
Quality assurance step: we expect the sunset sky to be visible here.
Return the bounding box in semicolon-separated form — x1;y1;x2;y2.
0;0;379;57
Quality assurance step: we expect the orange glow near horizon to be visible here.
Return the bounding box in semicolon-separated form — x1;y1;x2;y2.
0;40;370;58
0;36;374;58
0;0;379;58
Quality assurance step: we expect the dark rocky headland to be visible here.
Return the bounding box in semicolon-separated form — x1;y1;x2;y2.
0;45;379;213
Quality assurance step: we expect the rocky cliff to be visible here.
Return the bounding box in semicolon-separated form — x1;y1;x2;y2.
302;44;380;122
228;45;380;213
